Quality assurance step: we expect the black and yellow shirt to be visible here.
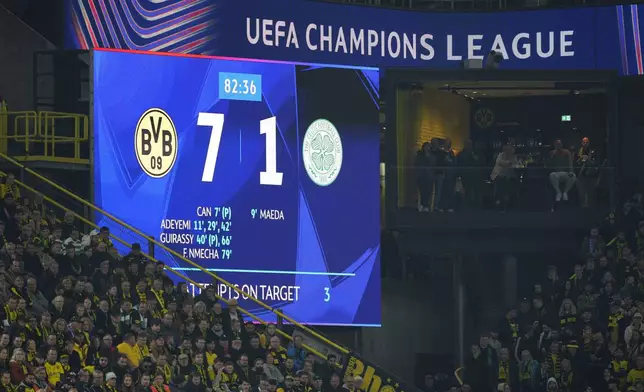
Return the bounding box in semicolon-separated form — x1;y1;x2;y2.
45;361;65;386
220;371;239;388
546;354;561;378
560;313;577;329
612;359;628;388
137;344;150;360
628;369;644;385
74;343;88;366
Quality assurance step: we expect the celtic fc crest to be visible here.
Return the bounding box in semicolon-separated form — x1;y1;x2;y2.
303;119;343;187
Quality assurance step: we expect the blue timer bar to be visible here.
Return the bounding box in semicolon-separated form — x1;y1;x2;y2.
218;72;262;102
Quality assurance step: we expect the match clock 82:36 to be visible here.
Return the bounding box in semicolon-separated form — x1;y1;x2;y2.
218;72;262;102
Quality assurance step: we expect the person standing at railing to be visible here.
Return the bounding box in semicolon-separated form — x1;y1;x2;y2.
457;140;481;209
491;144;519;212
575;137;600;208
415;142;433;212
441;139;457;212
428;139;447;212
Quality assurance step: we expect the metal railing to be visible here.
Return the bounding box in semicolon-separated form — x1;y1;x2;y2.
0;170;319;362
455;367;464;385
0;106;89;165
394;165;615;211
0;152;349;368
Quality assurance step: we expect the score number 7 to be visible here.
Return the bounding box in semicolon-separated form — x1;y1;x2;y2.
197;112;283;185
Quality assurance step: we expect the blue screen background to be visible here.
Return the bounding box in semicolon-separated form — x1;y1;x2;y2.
92;49;381;326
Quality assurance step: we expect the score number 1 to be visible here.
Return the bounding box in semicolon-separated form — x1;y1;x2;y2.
197;113;283;185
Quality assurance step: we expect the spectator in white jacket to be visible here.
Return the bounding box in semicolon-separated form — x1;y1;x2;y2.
625;313;644;346
63;228;83;255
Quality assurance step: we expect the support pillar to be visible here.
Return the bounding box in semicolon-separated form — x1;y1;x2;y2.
503;255;518;308
453;255;465;367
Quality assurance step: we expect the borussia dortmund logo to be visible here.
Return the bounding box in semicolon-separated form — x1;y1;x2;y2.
303;119;343;186
475;107;494;129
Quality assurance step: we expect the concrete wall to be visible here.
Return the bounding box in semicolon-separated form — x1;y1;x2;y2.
361;278;455;383
0;5;55;111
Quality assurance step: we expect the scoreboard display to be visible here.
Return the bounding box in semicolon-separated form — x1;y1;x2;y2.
92;49;381;326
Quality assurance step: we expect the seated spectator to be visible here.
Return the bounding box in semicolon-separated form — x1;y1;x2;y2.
286;336;307;370
547;140;576;202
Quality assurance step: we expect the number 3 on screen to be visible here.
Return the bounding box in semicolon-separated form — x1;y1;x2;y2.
324;287;331;302
197;112;283;185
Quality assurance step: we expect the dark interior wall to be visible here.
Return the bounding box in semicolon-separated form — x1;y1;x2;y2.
0;0;66;46
617;77;644;194
361;277;455;382
470;94;608;164
0;5;55;110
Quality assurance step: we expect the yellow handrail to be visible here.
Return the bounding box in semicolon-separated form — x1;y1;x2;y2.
0;151;350;359
455;367;464;385
0;172;330;363
0;107;88;164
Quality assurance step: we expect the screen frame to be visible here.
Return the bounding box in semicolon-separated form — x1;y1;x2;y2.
90;48;382;326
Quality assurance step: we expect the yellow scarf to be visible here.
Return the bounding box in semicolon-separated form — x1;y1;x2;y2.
206;352;217;367
136;287;147;303
163;364;173;383
4;305;16;323
138;344;150;360
498;361;509;381
151;289;166;310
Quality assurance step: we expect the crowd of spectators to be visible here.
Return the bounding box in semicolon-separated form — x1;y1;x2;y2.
442;192;644;392
0;172;349;392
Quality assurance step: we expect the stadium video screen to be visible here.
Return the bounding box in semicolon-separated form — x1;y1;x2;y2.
92;49;381;326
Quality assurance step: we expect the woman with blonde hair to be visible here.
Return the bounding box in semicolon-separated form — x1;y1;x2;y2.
193;301;207;322
559;298;577;330
8;348;28;384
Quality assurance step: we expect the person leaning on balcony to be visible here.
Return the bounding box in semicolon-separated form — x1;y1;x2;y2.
0;173;20;201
